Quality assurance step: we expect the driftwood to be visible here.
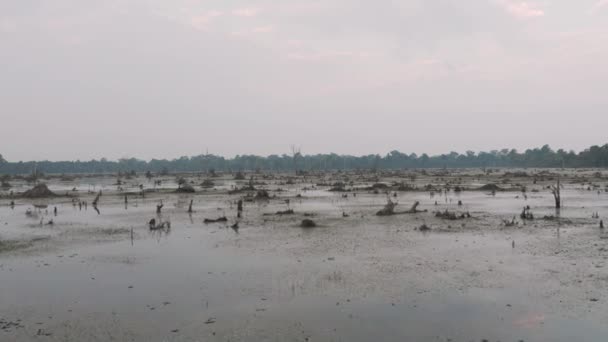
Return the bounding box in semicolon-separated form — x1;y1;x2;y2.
204;216;227;223
92;191;101;206
377;199;426;216
503;216;517;227
376;198;397;216
149;218;171;230
404;201;426;214
435;210;471;220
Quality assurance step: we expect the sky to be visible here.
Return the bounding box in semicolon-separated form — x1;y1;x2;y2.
1;0;607;162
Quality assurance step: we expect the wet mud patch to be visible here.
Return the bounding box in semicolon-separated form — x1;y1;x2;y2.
0;236;51;254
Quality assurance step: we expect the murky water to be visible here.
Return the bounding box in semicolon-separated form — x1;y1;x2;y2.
1;171;608;341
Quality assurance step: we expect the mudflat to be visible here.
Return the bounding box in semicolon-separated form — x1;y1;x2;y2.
1;169;607;341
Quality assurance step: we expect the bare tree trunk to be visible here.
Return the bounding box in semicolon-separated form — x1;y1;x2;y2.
552;177;561;209
406;201;420;213
291;145;301;175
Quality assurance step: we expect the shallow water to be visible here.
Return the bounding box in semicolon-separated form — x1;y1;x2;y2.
1;171;608;341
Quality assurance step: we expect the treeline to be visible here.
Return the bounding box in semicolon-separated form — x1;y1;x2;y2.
1;144;608;175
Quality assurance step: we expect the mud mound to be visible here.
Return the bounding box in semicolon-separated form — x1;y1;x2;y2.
477;184;502;191
22;184;57;198
201;179;215;188
255;190;270;199
300;219;316;228
176;184;195;193
367;183;389;190
503;171;528;178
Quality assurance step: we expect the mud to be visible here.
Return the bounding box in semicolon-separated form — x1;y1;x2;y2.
0;169;607;341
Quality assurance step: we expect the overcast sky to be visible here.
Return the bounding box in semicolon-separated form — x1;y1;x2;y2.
1;0;607;161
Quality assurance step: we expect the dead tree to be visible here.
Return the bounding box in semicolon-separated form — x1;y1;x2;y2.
237;199;243;218
405;201;426;214
149;218;171;230
520;206;534;220
290;145;301;175
551;177;561;209
92;191;101;207
376;196;397;216
92;191;101;214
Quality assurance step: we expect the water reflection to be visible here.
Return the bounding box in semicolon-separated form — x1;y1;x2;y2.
149;225;171;241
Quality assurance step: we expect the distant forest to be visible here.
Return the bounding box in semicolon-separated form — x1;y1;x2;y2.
1;144;608;175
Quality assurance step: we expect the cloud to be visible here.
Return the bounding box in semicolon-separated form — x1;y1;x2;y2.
2;0;608;160
0;19;17;33
190;10;223;30
252;25;274;33
287;50;373;62
231;25;275;37
232;8;260;17
590;0;608;13
498;1;544;18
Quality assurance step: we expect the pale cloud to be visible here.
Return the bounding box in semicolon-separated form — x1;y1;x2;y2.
589;0;608;13
418;58;441;66
286;39;303;47
190;10;223;30
498;1;545;18
232;8;260;17
252;25;274;33
231;25;275;36
0;19;17;33
287;50;372;62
